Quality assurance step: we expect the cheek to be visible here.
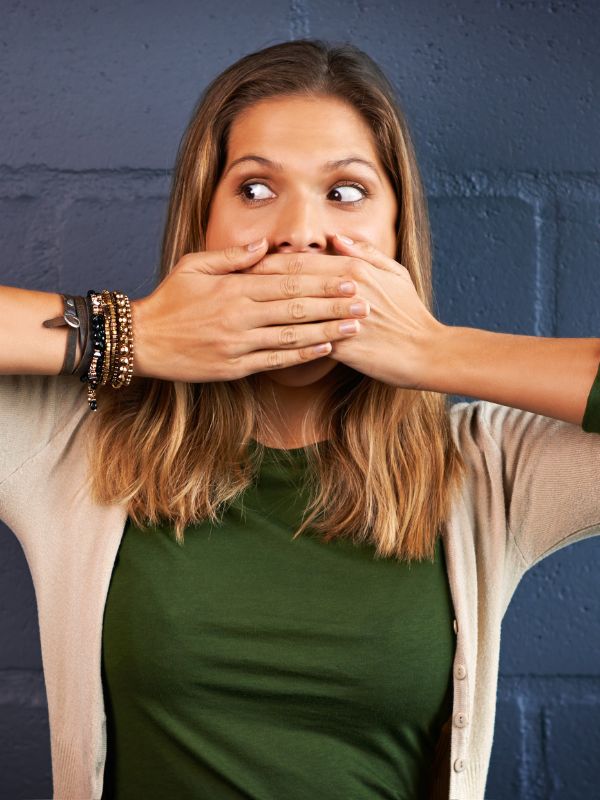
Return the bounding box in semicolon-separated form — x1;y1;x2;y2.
351;218;396;259
204;208;222;250
374;220;397;259
205;190;235;248
379;194;399;256
205;202;259;251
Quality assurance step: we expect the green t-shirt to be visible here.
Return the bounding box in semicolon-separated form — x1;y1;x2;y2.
101;440;455;799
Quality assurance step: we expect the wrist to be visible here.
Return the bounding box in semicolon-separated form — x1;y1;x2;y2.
416;321;457;393
130;297;152;379
423;324;524;401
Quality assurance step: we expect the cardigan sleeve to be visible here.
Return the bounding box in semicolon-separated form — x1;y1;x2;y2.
0;373;87;516
481;399;600;570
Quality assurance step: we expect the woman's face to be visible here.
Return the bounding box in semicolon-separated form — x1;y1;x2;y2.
205;93;398;387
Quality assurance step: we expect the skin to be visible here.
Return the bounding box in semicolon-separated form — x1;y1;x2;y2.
205;94;398;448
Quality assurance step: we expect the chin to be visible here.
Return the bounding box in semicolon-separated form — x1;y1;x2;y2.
263;356;339;387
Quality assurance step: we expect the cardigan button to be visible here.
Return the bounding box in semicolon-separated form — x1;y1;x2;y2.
453;618;458;634
453;757;466;772
454;664;467;680
453;712;469;728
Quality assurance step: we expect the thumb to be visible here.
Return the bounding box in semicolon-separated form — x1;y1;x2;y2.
195;237;268;275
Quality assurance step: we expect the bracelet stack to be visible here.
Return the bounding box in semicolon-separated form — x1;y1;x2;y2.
42;289;135;412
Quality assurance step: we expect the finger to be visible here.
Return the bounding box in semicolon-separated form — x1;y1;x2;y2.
245;316;362;354
184;238;268;275
231;272;357;302
237;341;334;377
240;251;350;277
245;294;370;329
332;233;408;276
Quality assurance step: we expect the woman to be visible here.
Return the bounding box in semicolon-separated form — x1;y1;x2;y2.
1;38;599;800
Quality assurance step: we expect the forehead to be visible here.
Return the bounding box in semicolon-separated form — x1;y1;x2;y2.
226;95;380;161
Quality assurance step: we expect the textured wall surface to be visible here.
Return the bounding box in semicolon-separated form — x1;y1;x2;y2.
0;1;599;798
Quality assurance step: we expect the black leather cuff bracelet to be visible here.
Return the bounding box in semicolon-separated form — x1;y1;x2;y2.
42;294;82;376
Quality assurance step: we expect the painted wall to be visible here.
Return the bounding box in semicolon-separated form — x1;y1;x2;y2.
1;2;598;797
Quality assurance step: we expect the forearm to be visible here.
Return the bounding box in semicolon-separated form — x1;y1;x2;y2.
0;285;80;376
424;325;600;426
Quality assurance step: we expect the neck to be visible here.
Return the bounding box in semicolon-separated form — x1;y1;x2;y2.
253;373;335;449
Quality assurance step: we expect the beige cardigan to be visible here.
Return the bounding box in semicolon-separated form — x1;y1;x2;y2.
1;372;599;800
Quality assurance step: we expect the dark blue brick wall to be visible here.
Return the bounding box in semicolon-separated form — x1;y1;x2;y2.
0;2;598;798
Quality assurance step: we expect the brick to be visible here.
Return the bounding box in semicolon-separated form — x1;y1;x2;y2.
0;524;44;670
428;196;537;332
556;199;600;336
500;538;600;675
0;697;51;800
0;196;51;288
485;696;523;798
545;698;600;798
309;2;600;173
0;1;287;170
60;195;167;301
429;195;537;405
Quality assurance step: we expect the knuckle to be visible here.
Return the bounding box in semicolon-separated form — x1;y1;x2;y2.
362;241;376;255
286;254;305;274
217;318;241;347
298;346;313;362
219;337;236;359
214;274;231;297
348;257;367;279
288;300;306;319
330;299;345;317
279;325;298;345
217;356;237;380
323;277;338;296
218;312;235;335
225;361;243;380
281;274;301;297
223;245;239;264
266;350;284;369
324;320;338;339
177;252;194;271
252;257;267;274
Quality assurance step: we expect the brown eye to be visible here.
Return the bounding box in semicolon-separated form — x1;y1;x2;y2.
236;181;275;203
329;182;369;205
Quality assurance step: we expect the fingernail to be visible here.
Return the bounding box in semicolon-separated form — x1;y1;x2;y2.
247;237;266;251
314;343;332;354
335;233;354;245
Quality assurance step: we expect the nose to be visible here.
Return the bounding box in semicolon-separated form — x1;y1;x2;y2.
270;193;331;254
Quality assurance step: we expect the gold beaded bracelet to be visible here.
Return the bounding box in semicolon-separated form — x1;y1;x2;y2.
112;291;134;389
85;289;135;411
100;290;114;388
43;288;136;411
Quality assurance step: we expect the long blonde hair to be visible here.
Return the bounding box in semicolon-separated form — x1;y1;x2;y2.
87;38;467;561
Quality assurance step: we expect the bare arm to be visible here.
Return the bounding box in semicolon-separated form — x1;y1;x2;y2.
423;324;600;427
0;286;82;376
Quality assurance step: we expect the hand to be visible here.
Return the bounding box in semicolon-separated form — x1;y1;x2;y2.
241;233;445;389
130;238;375;383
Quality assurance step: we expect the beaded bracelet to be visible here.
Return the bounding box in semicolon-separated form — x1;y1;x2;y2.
80;289;135;411
114;292;134;387
43;289;135;411
81;290;105;410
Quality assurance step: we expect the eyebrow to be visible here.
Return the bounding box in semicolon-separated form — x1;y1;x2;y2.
223;154;382;184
